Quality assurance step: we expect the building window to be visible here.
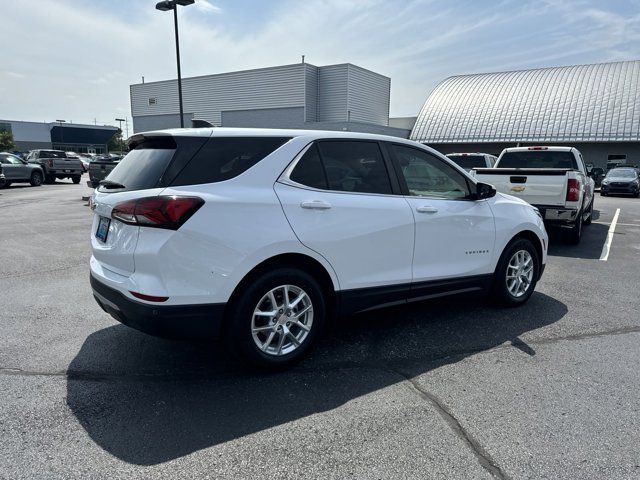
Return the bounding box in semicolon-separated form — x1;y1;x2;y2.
148;97;158;106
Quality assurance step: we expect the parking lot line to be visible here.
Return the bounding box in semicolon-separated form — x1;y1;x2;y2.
599;208;620;261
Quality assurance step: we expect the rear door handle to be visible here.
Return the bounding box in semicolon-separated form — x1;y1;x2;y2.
300;200;332;210
416;205;438;213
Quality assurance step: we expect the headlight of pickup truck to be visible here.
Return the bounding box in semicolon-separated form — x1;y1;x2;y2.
602;179;609;185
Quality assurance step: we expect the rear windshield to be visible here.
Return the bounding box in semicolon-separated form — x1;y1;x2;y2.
100;137;176;192
170;137;290;186
498;151;577;169
41;151;67;158
447;155;486;169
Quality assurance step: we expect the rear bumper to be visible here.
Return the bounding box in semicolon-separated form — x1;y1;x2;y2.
50;170;82;176
533;204;579;227
90;274;225;339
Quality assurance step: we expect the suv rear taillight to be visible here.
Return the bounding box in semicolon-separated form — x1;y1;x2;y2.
566;179;580;202
112;196;204;230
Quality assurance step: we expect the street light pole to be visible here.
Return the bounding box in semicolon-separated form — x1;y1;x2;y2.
156;0;194;128
173;6;184;128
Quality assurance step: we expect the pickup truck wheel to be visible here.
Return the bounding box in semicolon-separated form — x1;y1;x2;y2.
584;200;593;225
71;175;81;184
30;171;43;187
492;238;539;306
44;174;55;184
566;210;583;245
1;181;11;188
227;268;326;369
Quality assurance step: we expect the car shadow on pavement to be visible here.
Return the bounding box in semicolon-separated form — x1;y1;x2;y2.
66;292;567;466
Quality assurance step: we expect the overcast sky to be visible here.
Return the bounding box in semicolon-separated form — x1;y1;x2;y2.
2;0;640;128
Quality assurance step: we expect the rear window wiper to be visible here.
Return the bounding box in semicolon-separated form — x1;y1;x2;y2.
99;180;126;189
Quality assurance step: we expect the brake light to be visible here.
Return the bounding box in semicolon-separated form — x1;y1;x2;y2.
130;291;169;302
528;146;548;150
566;179;580;202
112;196;204;230
48;159;54;167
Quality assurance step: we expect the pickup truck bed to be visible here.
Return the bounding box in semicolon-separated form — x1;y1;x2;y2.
473;147;595;244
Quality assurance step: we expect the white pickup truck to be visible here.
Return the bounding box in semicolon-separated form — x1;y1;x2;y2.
473;146;595;244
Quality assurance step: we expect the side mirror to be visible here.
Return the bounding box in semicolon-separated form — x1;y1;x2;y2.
475;182;496;200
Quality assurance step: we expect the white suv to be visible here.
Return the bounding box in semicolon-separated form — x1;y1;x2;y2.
90;128;548;368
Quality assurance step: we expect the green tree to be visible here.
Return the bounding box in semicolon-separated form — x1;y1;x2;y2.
0;130;16;151
107;128;124;153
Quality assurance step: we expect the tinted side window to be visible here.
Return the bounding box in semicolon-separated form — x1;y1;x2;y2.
317;141;392;194
172;137;290;186
391;145;471;199
290;144;328;189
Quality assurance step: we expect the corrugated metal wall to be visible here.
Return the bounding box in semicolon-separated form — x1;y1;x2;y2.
304;64;319;122
130;63;391;132
317;64;348;122
347;64;390;125
131;64;307;127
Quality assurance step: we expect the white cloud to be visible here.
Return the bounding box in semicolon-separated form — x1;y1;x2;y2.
193;0;221;14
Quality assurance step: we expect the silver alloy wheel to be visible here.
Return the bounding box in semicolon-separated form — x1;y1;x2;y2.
506;249;534;298
251;284;314;356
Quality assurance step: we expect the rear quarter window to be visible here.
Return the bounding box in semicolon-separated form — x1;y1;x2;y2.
100;137;176;192
170;137;291;186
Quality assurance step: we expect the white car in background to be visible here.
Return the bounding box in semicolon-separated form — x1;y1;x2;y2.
447;152;497;172
89;128;548;368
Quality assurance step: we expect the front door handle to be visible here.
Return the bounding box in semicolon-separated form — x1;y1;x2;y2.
301;200;332;210
416;205;438;213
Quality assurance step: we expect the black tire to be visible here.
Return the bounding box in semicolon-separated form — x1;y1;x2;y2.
44;174;55;184
566;209;583;245
72;175;81;184
634;191;640;198
600;191;606;196
491;238;539;307
584;199;593;225
227;268;326;369
1;181;10;188
30;171;43;187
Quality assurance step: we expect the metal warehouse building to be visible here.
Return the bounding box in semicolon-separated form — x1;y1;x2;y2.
0;120;118;154
411;60;640;168
130;62;410;137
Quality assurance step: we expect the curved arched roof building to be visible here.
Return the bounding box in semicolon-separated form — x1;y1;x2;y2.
411;60;640;168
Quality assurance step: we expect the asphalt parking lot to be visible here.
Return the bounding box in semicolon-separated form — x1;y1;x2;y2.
1;178;639;479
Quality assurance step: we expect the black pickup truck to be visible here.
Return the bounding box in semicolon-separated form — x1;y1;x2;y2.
88;154;123;188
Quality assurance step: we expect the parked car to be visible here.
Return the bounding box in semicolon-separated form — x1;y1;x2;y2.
473;146;595;244
26;149;83;184
66;151;89;173
446;152;497;172
89;128;548;368
601;167;640;197
0;152;45;187
88;154;122;188
0;162;4;187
